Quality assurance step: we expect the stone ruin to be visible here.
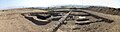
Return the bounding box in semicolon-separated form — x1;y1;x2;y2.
21;10;114;32
21;10;113;25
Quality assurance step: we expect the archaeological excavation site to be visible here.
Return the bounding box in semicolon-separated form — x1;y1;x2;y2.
0;6;120;32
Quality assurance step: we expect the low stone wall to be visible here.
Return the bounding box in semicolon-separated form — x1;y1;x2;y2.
87;6;120;16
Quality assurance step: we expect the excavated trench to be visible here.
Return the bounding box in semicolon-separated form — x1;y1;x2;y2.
21;10;114;32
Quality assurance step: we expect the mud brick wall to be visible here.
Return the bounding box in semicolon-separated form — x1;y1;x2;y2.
87;6;120;16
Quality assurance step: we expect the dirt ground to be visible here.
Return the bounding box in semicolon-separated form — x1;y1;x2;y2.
0;9;49;32
0;9;120;32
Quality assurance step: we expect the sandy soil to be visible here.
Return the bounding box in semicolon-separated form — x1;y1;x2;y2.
0;9;49;32
0;9;120;32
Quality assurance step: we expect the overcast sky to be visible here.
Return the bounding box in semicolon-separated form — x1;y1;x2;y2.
0;0;120;9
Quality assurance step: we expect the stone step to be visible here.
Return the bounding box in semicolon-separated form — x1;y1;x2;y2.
75;19;103;24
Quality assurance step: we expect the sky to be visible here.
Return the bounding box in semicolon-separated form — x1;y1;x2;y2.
0;0;120;9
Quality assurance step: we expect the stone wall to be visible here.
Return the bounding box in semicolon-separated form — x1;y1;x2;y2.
87;6;120;16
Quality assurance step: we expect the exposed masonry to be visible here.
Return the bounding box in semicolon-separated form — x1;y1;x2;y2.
21;9;114;32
